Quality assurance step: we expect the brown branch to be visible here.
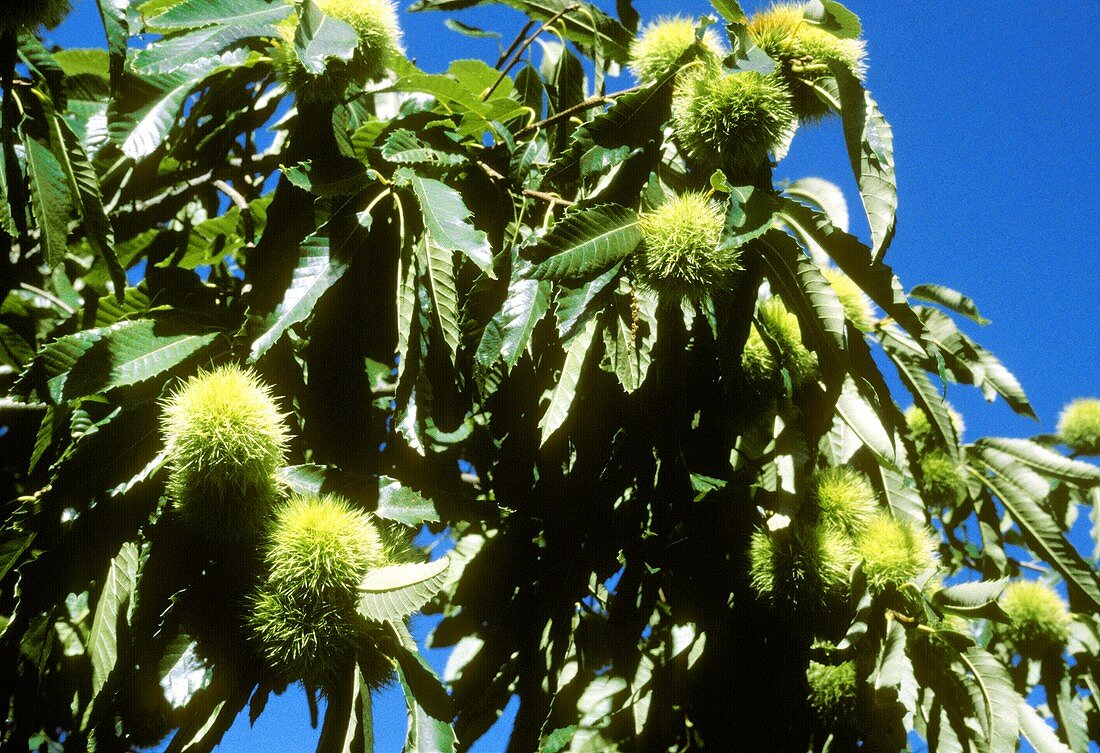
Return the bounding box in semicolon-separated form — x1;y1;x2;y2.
213;179;255;244
521;189;575;208
483;4;580;101
514;84;643;138
495;19;536;70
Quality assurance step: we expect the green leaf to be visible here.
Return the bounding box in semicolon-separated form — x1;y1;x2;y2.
132;24;273;74
599;280;656;394
395;659;457;753
316;664;356;753
972;445;1100;612
95;0;129;89
881;336;959;458
711;0;747;23
294;0;359;75
721;185;780;251
277;464;328;496
394;168;495;277
832;63;897;259
250;231;352;361
871;618;912;706
931;578;1010;622
22;134;73;269
779;198;925;346
492;269;552;371
377;477;441;526
523;204;641;281
0;534;35;583
1017;698;1073;753
64;318;218;398
358;557;452;623
147;0;293;30
417;234;461;363
958;647;1019;753
539;314;599;445
973;437;1100;485
784;177;849;233
910;283;989;324
835;375;898;470
380;129;467;166
110;55;249;159
878;453;926;526
88;541;140;697
554;262;621;339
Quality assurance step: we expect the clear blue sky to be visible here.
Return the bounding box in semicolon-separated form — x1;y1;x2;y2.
48;1;1098;751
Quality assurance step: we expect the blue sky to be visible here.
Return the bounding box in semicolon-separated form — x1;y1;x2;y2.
47;1;1098;751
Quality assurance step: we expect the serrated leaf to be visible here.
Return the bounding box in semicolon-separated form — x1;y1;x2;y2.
394;168;494;276
417;234;461;363
64;319;218;398
1017;698;1073;753
779;198;925;347
832;64;896;258
600;280;656;394
377;477;441;525
973;445;1100;612
974;437;1100;485
250;232;351;361
358;557;451;623
110;54;250;159
958;647;1019;753
295;0;360;74
148;0;293;30
539;314;599;445
554;262;620;340
0;534;35;583
785;177;849;233
96;0;128;89
276;463;328;496
932;578;1010;621
878;451;926;526
835;375;897;469
22;134;72;269
882;336;959;458
132;24;272;74
523;204;640;281
89;541;140;697
910;283;989;324
381;129;467;166
395;658;457;753
872;618;911;705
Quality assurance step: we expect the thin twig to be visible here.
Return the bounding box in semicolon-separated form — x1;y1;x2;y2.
483;4;580;101
514;84;643;138
521;189;575;208
495;19;536;70
213;179;254;244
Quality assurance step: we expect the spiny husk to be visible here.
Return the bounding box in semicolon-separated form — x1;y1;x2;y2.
856;511;938;590
161;365;290;543
671;65;795;174
810;465;877;537
999;580;1072;656
248;493;397;692
742;296;819;389
628;16;726;83
747;2;867;121
1057;397;1100;455
634;191;739;301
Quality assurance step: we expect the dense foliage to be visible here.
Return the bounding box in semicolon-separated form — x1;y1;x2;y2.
1;1;1098;752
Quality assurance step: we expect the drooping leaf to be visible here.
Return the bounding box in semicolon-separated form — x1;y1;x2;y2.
250;231;352;361
974;437;1100;485
395;659;458;753
973;445;1100;611
835;375;898;470
88;541;140;697
957;646;1019;753
21;134;72;269
910;283;989;324
522;204;641;281
831;63;897;259
1017;698;1073;753
358;557;452;623
132;24;274;74
539;314;599;445
394;168;495;276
